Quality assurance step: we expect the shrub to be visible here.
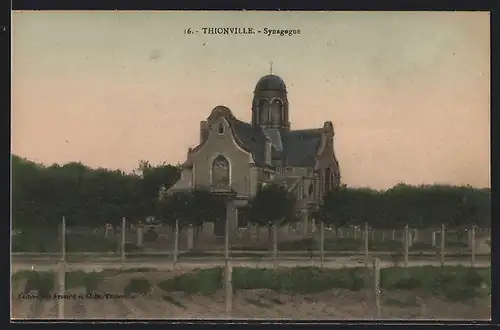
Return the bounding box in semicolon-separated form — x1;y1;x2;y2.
391;276;422;290
65;271;102;294
157;266;490;301
462;268;484;287
23;271;55;297
124;278;152;296
160;267;368;295
442;286;478;301
158;267;223;295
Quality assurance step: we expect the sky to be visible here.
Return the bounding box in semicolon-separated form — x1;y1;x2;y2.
12;11;490;189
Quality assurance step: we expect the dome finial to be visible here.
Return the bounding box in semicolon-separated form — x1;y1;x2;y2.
269;60;273;75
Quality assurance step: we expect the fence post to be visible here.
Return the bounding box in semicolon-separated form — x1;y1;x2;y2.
173;219;179;265
121;217;126;265
320;220;325;269
371;229;375;241
432;231;436;247
58;216;66;319
272;224;278;269
364;222;369;268
373;257;381;319
471;225;476;268
440;224;445;267
381;231;385;242
404;224;409;269
61;216;66;263
187;225;194;250
354;227;357;240
224;259;233;318
136;223;144;247
392;229;395;241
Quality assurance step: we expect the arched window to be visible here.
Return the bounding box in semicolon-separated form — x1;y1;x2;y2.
212;155;230;190
259;99;269;124
218;122;224;135
270;99;282;126
308;183;314;196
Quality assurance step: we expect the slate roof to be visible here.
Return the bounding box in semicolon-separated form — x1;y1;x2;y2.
182;116;322;169
230;120;322;167
230;119;268;165
282;129;323;167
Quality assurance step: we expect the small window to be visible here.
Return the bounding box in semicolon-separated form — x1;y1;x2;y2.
308;183;314;196
218;122;224;135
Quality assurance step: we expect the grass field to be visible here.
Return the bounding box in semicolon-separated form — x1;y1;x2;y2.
11;265;491;319
13;265;490;301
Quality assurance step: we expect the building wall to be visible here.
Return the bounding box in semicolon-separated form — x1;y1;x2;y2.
192;116;254;198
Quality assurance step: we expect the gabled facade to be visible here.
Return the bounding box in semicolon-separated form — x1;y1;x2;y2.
168;74;341;232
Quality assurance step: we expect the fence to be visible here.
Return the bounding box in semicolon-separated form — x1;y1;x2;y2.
12;217;491;319
12;217;491;264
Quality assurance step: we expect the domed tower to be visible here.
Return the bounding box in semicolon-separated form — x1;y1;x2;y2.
252;74;290;130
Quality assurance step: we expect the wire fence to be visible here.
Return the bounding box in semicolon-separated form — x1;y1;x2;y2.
12;217;491;264
11;217;491;320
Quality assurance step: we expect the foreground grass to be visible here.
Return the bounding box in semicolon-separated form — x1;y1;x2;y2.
158;266;490;301
12;266;490;302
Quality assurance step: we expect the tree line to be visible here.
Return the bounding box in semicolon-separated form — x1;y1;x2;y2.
317;184;490;229
12;154;490;232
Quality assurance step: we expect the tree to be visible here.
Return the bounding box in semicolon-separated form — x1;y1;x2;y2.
136;160;181;223
158;188;225;258
319;186;357;229
12;153;491;245
246;184;296;266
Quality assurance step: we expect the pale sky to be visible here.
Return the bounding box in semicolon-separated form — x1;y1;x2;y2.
12;11;490;189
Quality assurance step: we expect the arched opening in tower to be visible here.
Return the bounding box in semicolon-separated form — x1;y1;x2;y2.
270;99;282;126
258;99;269;124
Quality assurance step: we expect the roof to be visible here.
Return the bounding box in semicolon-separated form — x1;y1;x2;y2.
182;117;322;168
231;122;322;167
230;119;267;165
254;75;287;92
282;129;322;167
